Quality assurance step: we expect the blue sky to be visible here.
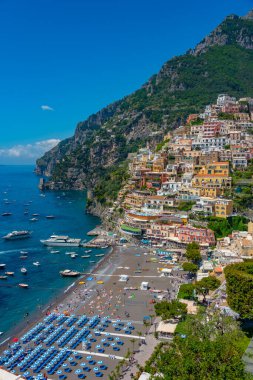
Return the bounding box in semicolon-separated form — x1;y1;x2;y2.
0;0;252;163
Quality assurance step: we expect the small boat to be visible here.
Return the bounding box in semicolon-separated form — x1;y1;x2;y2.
0;276;7;280
24;211;29;215
40;194;46;197
29;218;38;222
60;269;80;277
71;253;78;259
33;262;40;266
20;255;28;259
85;250;92;253
81;255;91;258
0;264;6;269
32;213;39;217
2;212;12;216
21;268;27;274
50;250;60;254
3;231;31;241
19;283;29;288
89;260;96;263
101;246;108;249
46;215;55;219
20;251;28;254
95;254;105;257
5;272;14;276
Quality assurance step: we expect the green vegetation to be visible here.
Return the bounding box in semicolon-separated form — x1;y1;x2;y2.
189;117;203;125
93;163;130;203
218;112;235;120
195;276;221;302
155;138;170;152
145;309;251;380
154;300;187;321
232;160;253;181
207;215;248;238
185;242;201;263
225;261;253;319
182;262;198;274
177;200;195;211
177;283;196;300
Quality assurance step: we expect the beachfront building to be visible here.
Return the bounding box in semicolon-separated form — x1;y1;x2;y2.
175;225;215;246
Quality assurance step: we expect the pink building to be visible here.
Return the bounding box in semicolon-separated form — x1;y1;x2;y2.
175;225;215;246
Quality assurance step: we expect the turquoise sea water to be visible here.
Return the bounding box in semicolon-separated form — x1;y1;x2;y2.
0;165;104;336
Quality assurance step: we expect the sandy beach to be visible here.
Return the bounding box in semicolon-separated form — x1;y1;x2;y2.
0;245;186;379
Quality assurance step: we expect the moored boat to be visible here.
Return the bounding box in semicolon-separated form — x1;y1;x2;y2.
5;272;14;276
81;255;91;258
41;235;81;247
60;269;80;277
95;254;105;257
21;267;27;274
0;264;6;269
19;283;29;288
0;276;7;280
46;215;55;219
3;230;31;240
50;250;60;254
2;212;12;216
33;262;40;266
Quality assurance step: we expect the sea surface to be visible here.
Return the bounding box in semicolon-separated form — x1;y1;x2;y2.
0;165;106;336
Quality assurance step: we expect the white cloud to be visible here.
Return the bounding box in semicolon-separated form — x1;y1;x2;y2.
41;105;54;111
0;139;61;163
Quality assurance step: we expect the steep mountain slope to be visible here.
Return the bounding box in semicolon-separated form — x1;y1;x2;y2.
37;11;253;204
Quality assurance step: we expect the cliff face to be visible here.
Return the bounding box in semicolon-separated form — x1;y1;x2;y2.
37;10;253;196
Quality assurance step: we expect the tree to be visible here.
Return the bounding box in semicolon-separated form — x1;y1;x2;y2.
146;309;250;380
185;242;201;263
154;300;187;321
195;276;221;302
225;261;253;319
182;262;198;274
178;283;196;300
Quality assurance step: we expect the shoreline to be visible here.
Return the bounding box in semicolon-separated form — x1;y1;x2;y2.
0;245;115;349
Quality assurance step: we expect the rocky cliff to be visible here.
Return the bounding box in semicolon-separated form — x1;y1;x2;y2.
37;10;253;203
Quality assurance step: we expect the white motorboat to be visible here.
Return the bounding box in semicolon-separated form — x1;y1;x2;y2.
50;250;60;254
29;218;38;222
20;251;28;254
85;250;92;253
41;235;81;247
3;231;31;240
71;253;78;259
81;255;91;258
33;262;40;266
21;267;27;274
0;264;6;269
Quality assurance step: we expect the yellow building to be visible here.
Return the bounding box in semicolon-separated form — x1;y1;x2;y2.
192;162;231;190
214;199;233;218
200;187;222;198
